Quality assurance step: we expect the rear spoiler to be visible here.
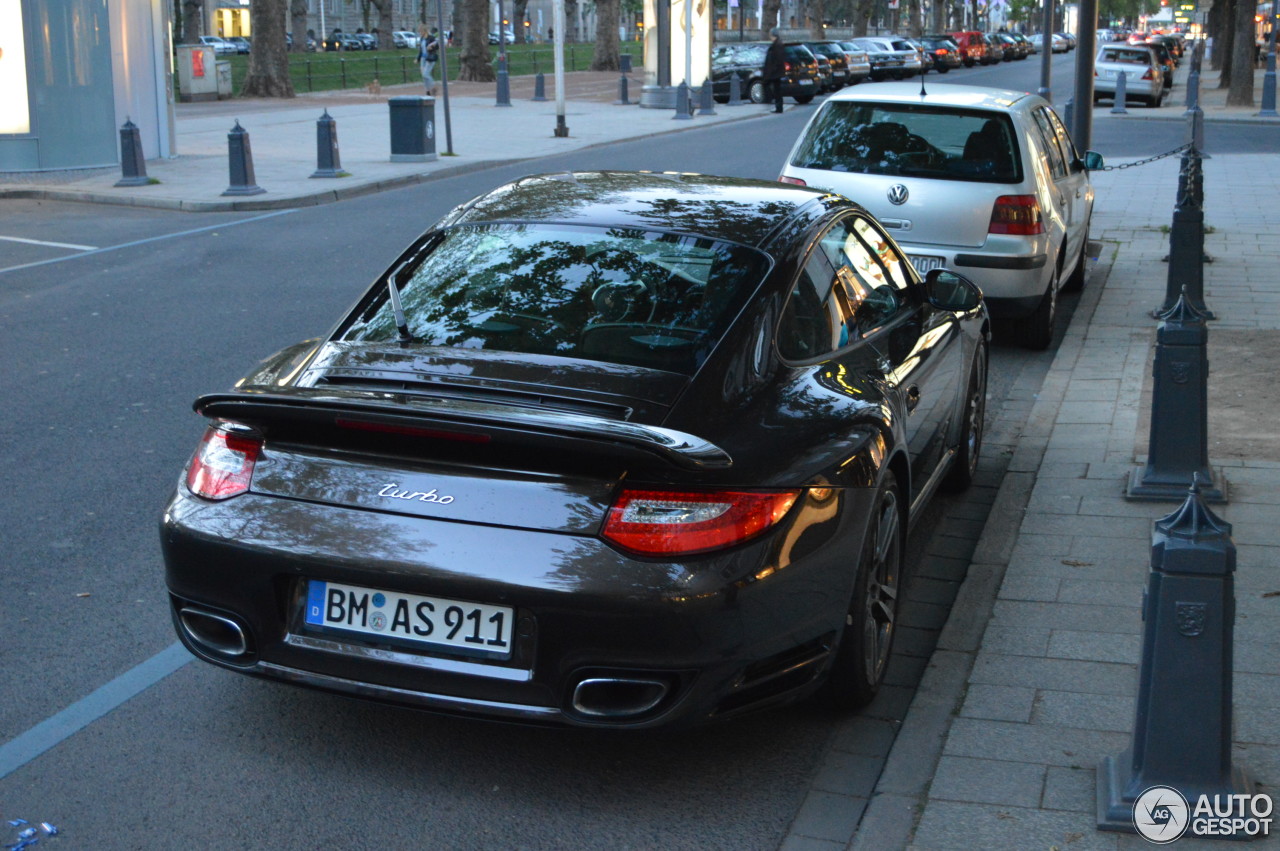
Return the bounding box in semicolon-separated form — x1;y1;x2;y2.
195;387;732;471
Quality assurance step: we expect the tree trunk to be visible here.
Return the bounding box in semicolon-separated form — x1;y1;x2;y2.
1218;0;1235;88
762;0;782;30
1226;0;1256;105
810;0;826;38
513;0;530;42
1208;0;1225;70
565;0;578;40
241;0;295;97
590;0;621;69
182;0;202;43
371;0;393;44
289;0;307;51
458;0;496;81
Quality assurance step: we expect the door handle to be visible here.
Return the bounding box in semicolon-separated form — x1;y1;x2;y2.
905;385;921;413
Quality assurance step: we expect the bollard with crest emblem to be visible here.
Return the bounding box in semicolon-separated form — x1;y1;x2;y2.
1098;476;1256;836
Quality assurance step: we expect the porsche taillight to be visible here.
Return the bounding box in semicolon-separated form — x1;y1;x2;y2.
601;488;800;556
187;425;262;500
989;195;1045;235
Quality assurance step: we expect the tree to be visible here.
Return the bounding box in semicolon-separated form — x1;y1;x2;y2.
514;0;531;42
810;0;827;38
181;0;202;43
369;0;394;42
458;0;496;81
241;0;295;97
289;0;308;51
591;0;622;69
1226;0;1256;105
763;0;782;29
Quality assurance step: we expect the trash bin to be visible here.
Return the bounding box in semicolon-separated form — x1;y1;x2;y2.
176;45;218;102
216;61;233;99
388;96;437;163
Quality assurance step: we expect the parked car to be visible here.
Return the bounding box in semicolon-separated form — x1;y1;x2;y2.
780;83;1103;349
1008;33;1033;57
986;32;1020;61
1093;44;1166;106
1057;31;1077;49
708;41;821;105
352;32;378;50
1030;32;1069;53
836;41;873;84
917;36;962;72
225;36;251;54
489;29;515;44
1143;38;1177;90
161;170;990;729
803;40;855;89
323;30;363;51
852;36;922;79
199;35;236;56
393;30;420;49
948;31;990;66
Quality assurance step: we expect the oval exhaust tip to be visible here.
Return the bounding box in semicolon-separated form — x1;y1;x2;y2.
571;677;669;718
179;607;249;658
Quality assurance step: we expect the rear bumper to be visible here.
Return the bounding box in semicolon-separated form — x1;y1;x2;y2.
161;485;873;728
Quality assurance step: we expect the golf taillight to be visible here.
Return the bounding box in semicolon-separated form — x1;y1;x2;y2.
989;195;1045;235
602;488;800;556
187;425;262;500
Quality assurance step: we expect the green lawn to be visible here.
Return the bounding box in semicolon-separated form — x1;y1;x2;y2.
211;42;638;96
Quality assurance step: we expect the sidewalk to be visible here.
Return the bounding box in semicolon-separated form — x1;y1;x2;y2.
0;71;761;212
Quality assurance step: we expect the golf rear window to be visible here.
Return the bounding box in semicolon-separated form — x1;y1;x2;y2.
789;102;1023;183
340;223;769;375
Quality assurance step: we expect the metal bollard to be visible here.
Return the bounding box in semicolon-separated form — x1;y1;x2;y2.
728;73;743;106
310;110;347;178
697;78;716;116
673;81;692;120
1098;477;1253;835
1127;293;1226;502
1110;71;1128;114
222;120;265;196
496;54;512;107
1260;47;1278;117
620;53;632;74
114;119;152;187
1184;41;1202;114
532;72;548;102
614;73;631;105
1153;150;1213;318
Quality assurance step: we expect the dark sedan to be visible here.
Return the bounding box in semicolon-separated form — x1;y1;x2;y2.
161;172;989;729
709;41;821;104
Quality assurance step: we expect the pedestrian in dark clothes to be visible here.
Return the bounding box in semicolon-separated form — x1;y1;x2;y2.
762;28;786;113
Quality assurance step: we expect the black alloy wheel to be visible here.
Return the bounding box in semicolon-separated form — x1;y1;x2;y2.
943;342;987;492
824;476;903;710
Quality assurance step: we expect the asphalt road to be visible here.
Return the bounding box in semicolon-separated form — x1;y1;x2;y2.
0;53;1257;848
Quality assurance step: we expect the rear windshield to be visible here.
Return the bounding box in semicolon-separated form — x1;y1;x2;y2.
1099;48;1152;64
789;102;1023;183
340;223;769;375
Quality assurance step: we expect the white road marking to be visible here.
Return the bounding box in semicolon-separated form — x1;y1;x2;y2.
0;235;98;251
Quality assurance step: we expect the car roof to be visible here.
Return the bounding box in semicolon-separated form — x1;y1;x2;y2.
824;82;1037;111
443;171;841;250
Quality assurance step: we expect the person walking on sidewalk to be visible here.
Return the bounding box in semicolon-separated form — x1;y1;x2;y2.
418;27;440;96
762;28;786;113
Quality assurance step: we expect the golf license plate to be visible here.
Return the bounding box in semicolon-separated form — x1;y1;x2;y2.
305;579;514;659
908;254;945;273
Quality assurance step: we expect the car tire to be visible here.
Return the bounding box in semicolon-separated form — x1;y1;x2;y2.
749;80;766;104
824;475;903;710
938;65;950;73
794;94;814;104
943;342;987;493
1020;264;1059;350
1062;228;1090;293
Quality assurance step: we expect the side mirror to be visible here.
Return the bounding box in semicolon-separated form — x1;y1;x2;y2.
1084;150;1105;171
923;269;983;312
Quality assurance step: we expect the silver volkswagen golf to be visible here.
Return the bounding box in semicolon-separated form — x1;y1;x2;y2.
779;83;1102;349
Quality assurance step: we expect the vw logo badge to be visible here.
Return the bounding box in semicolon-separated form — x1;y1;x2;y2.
887;184;909;205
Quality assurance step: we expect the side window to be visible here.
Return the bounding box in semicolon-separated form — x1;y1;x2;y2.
1045;108;1081;166
1031;108;1068;180
777;248;856;360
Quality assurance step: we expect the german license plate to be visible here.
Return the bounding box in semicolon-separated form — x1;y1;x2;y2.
908;254;945;273
799;78;813;85
304;579;514;659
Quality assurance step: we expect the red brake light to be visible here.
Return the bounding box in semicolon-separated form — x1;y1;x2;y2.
784;61;793;72
602;488;800;556
1142;67;1155;80
779;175;807;186
187;425;262;500
989;195;1045;235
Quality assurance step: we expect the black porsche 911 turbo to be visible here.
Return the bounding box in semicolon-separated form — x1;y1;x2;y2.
161;171;990;728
